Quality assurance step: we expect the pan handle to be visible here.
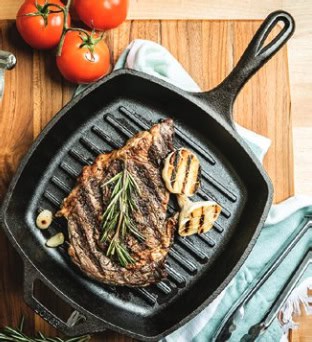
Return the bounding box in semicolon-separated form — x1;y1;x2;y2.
196;11;295;125
23;261;107;336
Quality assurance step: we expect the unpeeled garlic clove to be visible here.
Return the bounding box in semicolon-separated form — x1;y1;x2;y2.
36;209;53;229
46;232;65;248
162;148;201;196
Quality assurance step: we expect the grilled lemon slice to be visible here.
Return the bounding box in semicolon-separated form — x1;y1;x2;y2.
162;148;201;196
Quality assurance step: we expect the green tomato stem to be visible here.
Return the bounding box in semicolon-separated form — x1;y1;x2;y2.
55;0;105;59
67;27;91;37
56;0;71;56
41;3;65;13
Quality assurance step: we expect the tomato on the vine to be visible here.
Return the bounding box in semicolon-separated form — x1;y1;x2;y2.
56;31;110;84
74;0;128;30
16;0;70;50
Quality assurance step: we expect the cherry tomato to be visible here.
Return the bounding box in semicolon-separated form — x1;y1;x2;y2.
56;31;111;84
16;0;70;50
74;0;128;30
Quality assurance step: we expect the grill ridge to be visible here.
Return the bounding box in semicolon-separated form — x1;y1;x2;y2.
43;191;62;207
105;114;135;137
119;106;150;130
59;162;80;178
198;233;216;247
176;236;208;262
69;149;91;166
213;222;224;233
136;288;157;305
169;248;197;274
174;126;216;165
80;136;104;155
201;170;237;202
91;125;122;149
165;264;186;287
51;176;71;194
156;281;174;295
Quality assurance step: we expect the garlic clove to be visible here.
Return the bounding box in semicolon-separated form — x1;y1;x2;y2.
46;232;65;248
36;209;53;230
162;148;201;196
179;200;221;237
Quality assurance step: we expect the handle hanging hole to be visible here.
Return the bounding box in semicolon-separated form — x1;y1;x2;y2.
260;20;286;53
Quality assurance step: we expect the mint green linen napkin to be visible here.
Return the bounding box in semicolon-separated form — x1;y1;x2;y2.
194;203;312;342
76;39;312;342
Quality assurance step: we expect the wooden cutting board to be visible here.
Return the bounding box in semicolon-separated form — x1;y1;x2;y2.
0;20;294;341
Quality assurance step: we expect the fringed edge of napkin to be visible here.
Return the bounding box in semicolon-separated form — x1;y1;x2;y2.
280;277;312;341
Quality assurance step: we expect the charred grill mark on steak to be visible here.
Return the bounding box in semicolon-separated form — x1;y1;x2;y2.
133;163;167;204
57;119;176;287
72;202;107;275
69;219;105;277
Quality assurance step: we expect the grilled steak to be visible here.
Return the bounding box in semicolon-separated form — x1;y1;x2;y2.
57;119;176;286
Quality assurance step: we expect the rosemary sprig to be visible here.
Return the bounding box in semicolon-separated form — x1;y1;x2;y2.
100;162;144;267
0;317;90;342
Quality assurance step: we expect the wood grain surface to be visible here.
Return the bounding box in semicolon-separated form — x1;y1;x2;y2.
0;0;307;20
0;19;294;341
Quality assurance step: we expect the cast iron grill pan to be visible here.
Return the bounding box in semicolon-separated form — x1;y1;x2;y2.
0;11;294;341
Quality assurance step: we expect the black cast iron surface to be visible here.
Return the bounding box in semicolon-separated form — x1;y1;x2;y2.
0;11;294;341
